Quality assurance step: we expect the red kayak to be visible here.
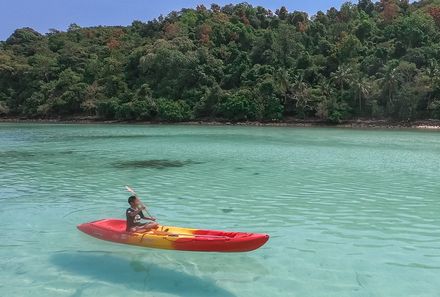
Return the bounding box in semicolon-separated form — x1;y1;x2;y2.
77;219;269;252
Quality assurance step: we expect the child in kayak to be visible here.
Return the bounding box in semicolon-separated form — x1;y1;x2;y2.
126;195;159;232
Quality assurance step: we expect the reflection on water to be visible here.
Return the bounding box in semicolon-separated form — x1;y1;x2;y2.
51;252;236;297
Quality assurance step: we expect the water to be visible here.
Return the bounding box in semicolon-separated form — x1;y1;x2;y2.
1;123;440;297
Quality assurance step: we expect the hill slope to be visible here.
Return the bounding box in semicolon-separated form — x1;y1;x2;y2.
1;0;440;122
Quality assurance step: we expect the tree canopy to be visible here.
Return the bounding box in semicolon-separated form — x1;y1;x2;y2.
1;1;440;122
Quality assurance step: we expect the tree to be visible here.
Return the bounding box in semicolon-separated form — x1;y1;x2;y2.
275;6;288;20
379;0;400;23
273;23;302;67
275;68;293;112
358;0;375;16
352;74;371;114
378;62;399;114
292;78;313;119
428;6;440;27
314;80;348;123
217;89;257;121
331;65;353;101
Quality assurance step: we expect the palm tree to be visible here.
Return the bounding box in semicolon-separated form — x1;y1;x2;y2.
314;80;336;120
276;68;291;106
426;60;440;108
276;68;298;116
292;77;312;119
317;80;334;98
352;75;371;114
331;65;352;101
378;65;398;113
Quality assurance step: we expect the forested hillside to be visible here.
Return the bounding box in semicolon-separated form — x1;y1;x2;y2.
1;0;440;122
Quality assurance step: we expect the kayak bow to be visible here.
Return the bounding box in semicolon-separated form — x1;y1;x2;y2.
77;219;269;252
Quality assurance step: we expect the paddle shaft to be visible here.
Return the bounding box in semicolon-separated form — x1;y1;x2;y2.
139;201;154;219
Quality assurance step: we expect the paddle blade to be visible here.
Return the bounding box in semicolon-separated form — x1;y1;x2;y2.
125;185;136;195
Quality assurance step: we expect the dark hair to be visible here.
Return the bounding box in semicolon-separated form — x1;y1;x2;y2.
128;195;137;205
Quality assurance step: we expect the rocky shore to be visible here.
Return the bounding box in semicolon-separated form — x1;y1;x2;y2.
1;117;440;130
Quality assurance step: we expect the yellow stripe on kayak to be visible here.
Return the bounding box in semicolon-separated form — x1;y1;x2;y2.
125;225;198;250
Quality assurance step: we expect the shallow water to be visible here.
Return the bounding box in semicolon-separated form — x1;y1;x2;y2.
1;123;440;297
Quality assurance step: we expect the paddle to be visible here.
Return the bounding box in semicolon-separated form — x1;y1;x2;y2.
124;186;229;239
125;185;155;220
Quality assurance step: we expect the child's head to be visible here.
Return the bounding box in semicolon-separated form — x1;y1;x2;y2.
128;195;139;207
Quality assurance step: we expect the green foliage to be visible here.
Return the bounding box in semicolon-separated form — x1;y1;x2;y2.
115;100;156;121
2;1;440;122
429;100;440;119
156;99;191;121
0;100;9;115
217;89;257;121
96;99;119;119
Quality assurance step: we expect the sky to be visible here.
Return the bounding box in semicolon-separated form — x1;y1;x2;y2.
0;0;352;41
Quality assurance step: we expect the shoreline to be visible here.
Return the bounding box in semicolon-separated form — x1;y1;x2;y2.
1;117;440;130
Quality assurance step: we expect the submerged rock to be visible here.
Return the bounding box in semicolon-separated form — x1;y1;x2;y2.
113;159;202;169
221;208;233;214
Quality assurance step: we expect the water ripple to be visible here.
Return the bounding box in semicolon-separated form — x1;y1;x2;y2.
1;124;440;297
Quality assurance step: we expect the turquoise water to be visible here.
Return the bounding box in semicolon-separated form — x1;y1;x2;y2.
1;123;440;297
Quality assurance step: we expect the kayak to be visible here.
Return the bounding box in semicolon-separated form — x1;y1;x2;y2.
77;219;269;252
